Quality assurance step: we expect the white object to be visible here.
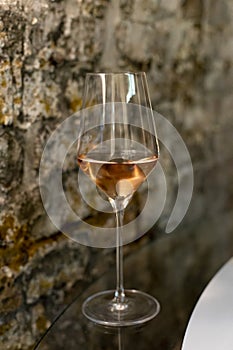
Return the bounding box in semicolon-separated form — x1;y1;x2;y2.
182;258;233;350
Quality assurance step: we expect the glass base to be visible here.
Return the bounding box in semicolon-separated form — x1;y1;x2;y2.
82;289;160;327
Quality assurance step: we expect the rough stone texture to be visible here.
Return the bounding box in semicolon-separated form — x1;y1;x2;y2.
0;0;233;349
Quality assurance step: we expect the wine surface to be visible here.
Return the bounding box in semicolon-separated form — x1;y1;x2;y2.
77;155;158;200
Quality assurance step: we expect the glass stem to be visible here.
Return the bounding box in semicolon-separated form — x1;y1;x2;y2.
114;207;125;304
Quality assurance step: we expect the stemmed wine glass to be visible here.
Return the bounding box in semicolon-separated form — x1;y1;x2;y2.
77;72;160;326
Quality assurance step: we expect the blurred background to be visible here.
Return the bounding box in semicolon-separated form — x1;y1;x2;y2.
0;0;232;349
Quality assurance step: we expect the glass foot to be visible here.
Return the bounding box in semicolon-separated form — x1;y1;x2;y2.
82;289;160;327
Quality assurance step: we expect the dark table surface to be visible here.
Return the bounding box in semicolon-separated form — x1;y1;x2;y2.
34;218;233;350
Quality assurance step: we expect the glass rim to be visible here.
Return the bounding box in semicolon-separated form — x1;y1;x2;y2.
85;72;146;76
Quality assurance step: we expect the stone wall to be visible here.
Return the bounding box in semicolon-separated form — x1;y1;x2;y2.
0;0;233;349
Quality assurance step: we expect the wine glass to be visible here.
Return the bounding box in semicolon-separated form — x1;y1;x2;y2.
77;72;160;326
